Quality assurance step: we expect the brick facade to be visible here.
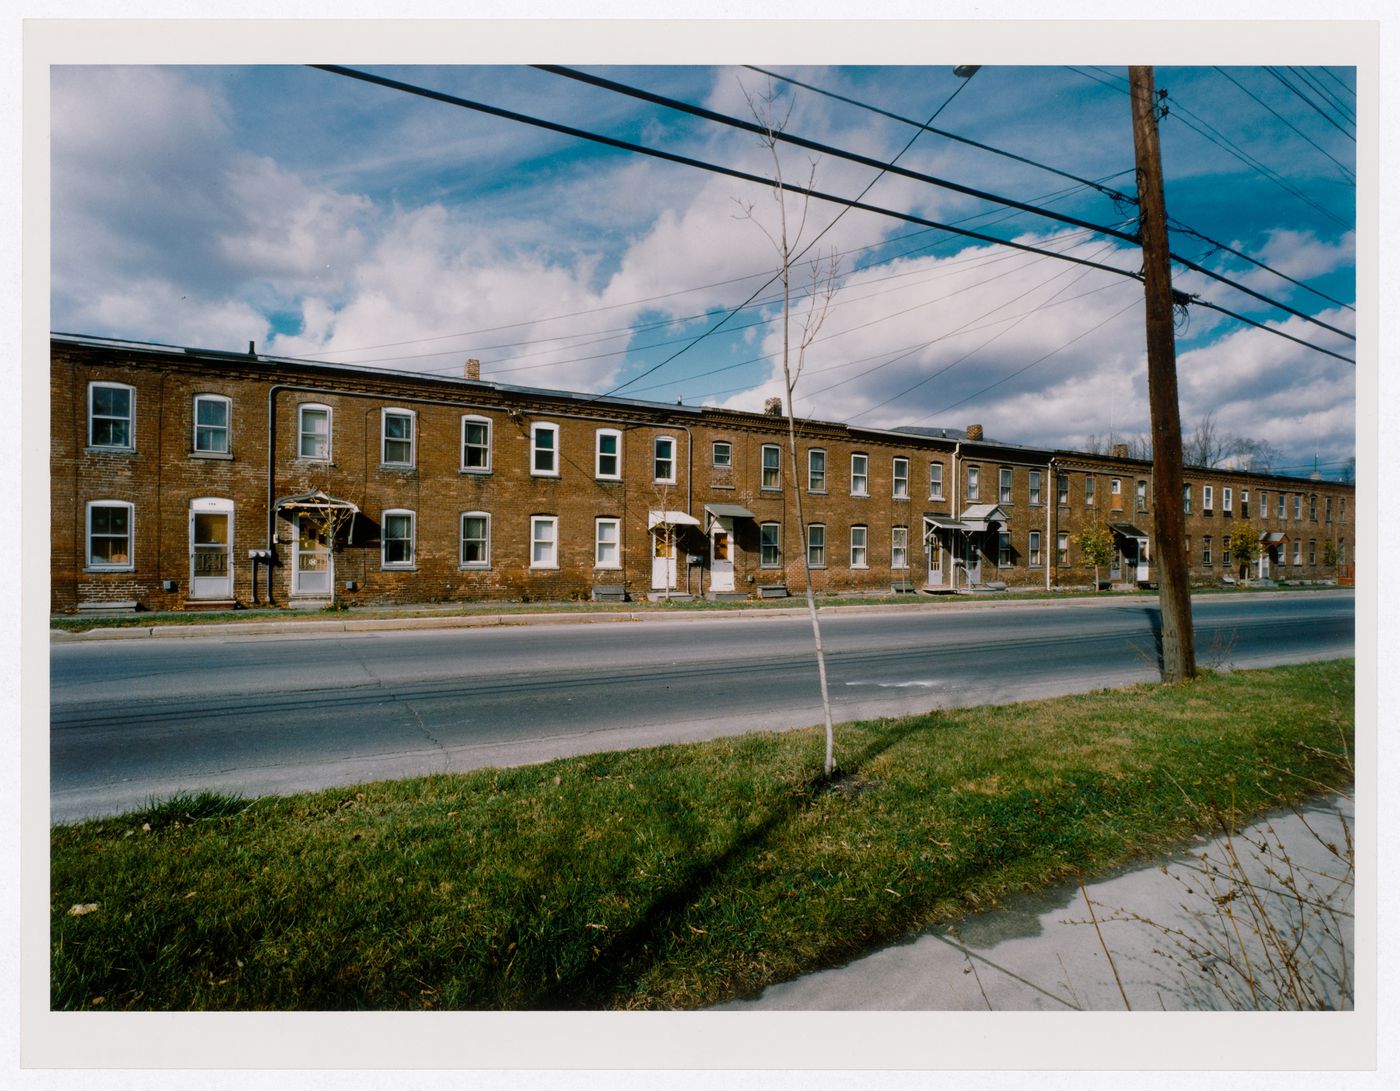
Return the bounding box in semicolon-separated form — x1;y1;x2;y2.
51;334;1358;613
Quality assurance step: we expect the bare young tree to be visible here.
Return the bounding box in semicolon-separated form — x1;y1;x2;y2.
737;82;841;777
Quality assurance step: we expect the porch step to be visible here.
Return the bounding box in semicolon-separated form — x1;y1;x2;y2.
707;591;750;602
181;599;238;612
591;584;628;603
646;592;695;602
757;584;790;599
287;597;333;610
76;600;139;615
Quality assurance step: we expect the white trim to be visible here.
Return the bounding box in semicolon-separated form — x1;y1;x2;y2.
850;524;868;569
807;448;827;493
189;498;235;599
891;525;909;569
595;516;621;569
892;457;910;500
461;415;493;474
460;511;491;568
380;508;416;569
653;434;676;484
760;443;781;491
298;402;332;462
929;461;944;501
88;381;135;450
595;428;622;480
711;440;732;468
85;499;134;571
759;521;781;568
531;515;559;568
806;523;826;568
381;407;416;468
850;453;869;497
531;422;560;477
192;393;231;455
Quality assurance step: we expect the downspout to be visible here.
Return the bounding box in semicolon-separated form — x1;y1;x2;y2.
1046;456;1054;592
952;440;962;590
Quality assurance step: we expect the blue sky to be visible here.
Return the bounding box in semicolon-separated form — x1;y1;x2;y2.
49;60;1358;478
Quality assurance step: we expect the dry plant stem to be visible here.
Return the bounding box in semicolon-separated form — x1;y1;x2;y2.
1080;876;1131;1011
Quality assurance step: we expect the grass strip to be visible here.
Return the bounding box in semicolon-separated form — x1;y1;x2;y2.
51;659;1354;1011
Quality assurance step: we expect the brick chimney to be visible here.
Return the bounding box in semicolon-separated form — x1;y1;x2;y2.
764;397;784;416
465;358;481;381
1112;443;1129;459
966;423;983;441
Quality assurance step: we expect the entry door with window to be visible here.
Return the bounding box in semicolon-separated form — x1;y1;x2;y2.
652;531;677;591
710;522;735;592
927;532;946;587
189;498;234;600
293;513;333;596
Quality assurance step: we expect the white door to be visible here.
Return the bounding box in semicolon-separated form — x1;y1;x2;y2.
963;534;981;586
293;513;333;596
1136;540;1150;582
710;523;734;592
189;498;234;599
927;532;945;587
651;531;677;591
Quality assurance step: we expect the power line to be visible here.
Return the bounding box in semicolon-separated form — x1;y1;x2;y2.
1189;296;1354;365
1288;66;1357;127
1266;67;1356;140
1210;67;1355;183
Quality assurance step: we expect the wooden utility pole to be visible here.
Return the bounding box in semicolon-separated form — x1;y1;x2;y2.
1129;66;1197;682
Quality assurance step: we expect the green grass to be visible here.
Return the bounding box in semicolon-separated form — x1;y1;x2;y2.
51;659;1354;1011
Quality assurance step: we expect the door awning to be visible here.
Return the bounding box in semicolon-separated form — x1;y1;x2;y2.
958;504;1010;530
1260;531;1289;545
1108;522;1149;542
274;489;361;515
648;509;702;530
922;514;967;531
704;503;756;521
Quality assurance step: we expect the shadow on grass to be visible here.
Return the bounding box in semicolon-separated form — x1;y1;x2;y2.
534;716;927;1009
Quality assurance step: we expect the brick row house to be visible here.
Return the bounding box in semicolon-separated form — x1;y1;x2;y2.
51;333;1358;613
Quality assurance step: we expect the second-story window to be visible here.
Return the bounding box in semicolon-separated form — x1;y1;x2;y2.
1056;474;1068;506
1084;475;1095;507
653;436;676;483
1029;470;1042;506
382;408;415;468
761;444;781;490
89;382;135;450
712;441;732;468
851;454;869;497
595;429;621;480
532;422;559;477
1309;494;1318;521
929;462;944;501
461;416;492;473
1241;490;1250;519
193;394;230;454
1203;485;1214;515
1136;479;1148;511
1223;486;1233;515
298;403;331;461
1000;467;1013;504
893;458;910;499
808;449;827;493
966;464;981;501
1183;484;1193;514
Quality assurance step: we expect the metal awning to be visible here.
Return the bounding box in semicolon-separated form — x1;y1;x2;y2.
274;489;361;514
922;514;968;533
1108;521;1149;542
959;503;1010;531
704;503;756;520
648;509;702;530
1260;531;1289;545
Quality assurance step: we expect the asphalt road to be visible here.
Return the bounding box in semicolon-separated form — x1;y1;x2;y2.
49;592;1355;821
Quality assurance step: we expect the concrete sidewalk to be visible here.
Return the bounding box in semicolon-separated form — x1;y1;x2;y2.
718;795;1355;1011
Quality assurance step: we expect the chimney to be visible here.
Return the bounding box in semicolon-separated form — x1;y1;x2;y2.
764;397;784;417
966;423;983;441
1112;443;1129;459
465;358;481;381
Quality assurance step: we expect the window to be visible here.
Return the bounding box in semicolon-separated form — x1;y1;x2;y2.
761;444;781;490
594;428;621;480
653;436;676;483
1241;490;1250;519
1223;486;1233;515
532;423;559;477
808;449;827;493
1340;498;1347;524
381;510;415;568
1325;496;1333;524
1223;535;1232;566
760;522;781;568
850;525;868;568
299;403;331;461
1000;467;1013;504
1110;478;1122;509
88;382;134;449
1029;471;1042;506
712;441;732;468
929;462;944;500
1084;475;1095;507
851;454;869;497
1029;530;1042;567
966;464;981;501
893;458;910;499
1183;484;1193;515
1136;480;1148;512
381;408;415;468
1309;539;1317;566
1057;474;1069;506
1203;536;1213;566
998;531;1012;567
86;500;133;569
1292;540;1301;566
1203;485;1214;515
461;416;492;473
1309;494;1317;521
595;517;621;569
460;512;491;567
1260;491;1268;521
193;394;230;454
1294;494;1302;521
807;524;826;567
891;526;909;569
531;516;558;568
1057;531;1069;565
1277;492;1286;520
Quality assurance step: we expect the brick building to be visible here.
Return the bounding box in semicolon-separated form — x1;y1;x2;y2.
51;333;1357;613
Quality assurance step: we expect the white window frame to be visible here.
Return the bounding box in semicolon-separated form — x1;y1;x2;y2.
461;415;493;474
1203;485;1214;515
595;517;621;569
1029;530;1042;567
594;428;622;480
1084;475;1095;507
999;467;1014;504
892;457;910;499
1309;494;1318;521
1183;484;1192;514
1293;539;1302;566
1111;478;1122;497
381;407;416;468
380;509;416;569
460;511;491;568
298;403;332;462
850;525;868;569
531;515;559;569
1277;492;1286;520
1294;494;1302;521
1223;486;1233;515
85;500;134;571
1057;531;1069;566
808;448;827;493
192;394;231;455
998;531;1012;568
1241;490;1250;519
531;422;560;477
1056;474;1069;506
966;464;980;501
1203;536;1213;566
712;441;732;468
1136;479;1148;512
891;526;909;569
759;522;781;568
807;523;826;568
929;462;944;501
761;444;781;490
851;453;869;497
1029;470;1042;506
653;435;676;484
88;381;135;450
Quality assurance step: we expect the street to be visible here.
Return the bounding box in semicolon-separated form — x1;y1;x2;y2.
50;592;1355;821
